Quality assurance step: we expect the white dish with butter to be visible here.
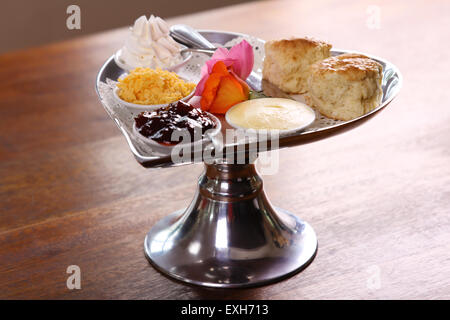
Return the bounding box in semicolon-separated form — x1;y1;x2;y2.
225;98;316;134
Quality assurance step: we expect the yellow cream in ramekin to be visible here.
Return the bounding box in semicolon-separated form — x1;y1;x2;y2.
225;98;315;131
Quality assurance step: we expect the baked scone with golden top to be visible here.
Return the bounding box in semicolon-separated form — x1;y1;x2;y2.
263;37;332;94
305;53;383;121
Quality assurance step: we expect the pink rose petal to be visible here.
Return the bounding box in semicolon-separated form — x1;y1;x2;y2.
227;40;254;79
201;57;235;77
194;73;209;96
210;47;230;60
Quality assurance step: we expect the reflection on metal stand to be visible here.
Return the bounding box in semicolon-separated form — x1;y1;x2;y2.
144;158;318;288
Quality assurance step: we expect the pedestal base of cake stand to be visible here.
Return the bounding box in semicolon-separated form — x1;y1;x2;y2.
144;161;318;288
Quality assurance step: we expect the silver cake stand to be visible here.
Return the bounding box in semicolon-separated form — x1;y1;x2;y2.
95;30;402;288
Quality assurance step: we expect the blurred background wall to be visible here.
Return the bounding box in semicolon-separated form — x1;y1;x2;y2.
0;0;256;53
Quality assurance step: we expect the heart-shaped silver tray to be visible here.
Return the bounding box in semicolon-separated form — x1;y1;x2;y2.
95;30;402;168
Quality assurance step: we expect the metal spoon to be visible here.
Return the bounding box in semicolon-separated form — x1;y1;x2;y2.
170;24;262;91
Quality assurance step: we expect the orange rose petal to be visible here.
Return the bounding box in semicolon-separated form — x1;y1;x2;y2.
200;60;250;113
200;73;223;110
211;60;230;75
209;75;247;114
201;61;235;110
233;74;250;98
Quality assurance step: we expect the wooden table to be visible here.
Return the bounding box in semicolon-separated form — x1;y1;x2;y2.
1;0;449;299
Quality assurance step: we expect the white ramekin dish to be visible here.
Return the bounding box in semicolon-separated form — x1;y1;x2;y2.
113;84;196;112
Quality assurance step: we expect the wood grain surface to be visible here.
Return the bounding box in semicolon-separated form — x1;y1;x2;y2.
1;0;449;299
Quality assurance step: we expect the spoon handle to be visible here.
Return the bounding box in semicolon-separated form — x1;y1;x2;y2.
180;48;216;55
170;24;216;49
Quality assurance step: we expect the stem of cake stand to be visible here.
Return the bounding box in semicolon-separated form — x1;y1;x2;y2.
144;158;318;288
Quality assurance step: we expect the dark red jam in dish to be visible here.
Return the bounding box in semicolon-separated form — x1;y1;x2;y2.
135;101;216;145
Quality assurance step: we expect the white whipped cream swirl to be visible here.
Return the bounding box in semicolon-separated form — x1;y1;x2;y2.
116;15;183;70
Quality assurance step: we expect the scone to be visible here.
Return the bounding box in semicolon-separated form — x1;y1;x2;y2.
263;37;332;94
305;53;383;121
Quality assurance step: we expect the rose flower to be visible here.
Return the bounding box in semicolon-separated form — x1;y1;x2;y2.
193;40;254;114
